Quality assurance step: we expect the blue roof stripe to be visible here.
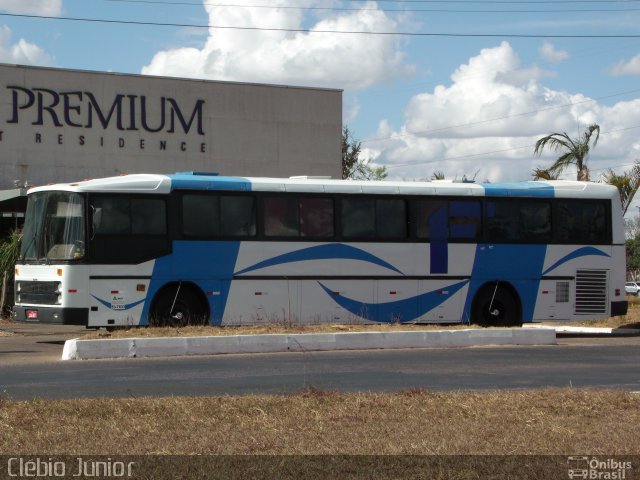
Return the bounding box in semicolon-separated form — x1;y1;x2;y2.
481;182;555;197
168;173;252;191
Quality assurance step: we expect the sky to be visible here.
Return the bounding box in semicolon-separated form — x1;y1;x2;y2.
1;0;640;203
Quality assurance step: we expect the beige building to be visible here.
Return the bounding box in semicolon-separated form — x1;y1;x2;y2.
0;64;342;191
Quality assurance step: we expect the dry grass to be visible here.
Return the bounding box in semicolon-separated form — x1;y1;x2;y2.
82;322;472;340
10;294;640;340
86;311;640;340
0;389;638;455
572;299;640;329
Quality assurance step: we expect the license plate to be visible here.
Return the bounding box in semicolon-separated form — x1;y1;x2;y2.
26;309;38;320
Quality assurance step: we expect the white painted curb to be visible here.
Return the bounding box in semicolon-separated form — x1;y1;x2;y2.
523;324;640;335
61;328;556;361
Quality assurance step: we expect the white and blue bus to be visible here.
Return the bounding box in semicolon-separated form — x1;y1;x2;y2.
13;172;628;328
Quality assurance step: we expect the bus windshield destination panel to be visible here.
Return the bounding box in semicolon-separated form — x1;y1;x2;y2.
13;173;627;328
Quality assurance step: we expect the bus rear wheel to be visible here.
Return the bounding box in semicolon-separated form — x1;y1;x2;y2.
472;284;521;327
149;285;208;328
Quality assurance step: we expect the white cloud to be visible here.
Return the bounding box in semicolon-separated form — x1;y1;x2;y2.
496;65;556;87
0;25;51;65
142;0;414;91
0;0;61;16
343;96;360;123
367;42;640;183
611;53;640;76
539;42;568;63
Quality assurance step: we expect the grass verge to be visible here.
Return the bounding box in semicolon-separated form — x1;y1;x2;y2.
82;322;472;340
1;388;638;455
85;305;640;340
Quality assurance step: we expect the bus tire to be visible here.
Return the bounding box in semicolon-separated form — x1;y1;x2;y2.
149;284;209;327
472;284;522;327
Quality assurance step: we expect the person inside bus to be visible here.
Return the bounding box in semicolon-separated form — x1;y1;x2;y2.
264;197;298;237
301;198;334;237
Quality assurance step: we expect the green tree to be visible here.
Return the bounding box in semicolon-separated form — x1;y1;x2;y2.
341;126;388;181
341;126;361;180
0;229;22;311
602;161;640;216
531;167;560;181
626;235;640;280
533;123;600;181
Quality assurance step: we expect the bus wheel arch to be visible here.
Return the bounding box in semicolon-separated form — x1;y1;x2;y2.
471;281;522;327
149;282;210;327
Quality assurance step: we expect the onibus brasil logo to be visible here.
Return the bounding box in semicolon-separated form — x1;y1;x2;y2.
567;457;633;479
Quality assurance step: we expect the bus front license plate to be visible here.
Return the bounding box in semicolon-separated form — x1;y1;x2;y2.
26;310;38;320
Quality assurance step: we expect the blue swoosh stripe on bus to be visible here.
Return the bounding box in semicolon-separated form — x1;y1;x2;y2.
318;280;468;323
234;244;404;276
542;247;610;275
91;295;146;311
168;173;252;191
482;182;555;197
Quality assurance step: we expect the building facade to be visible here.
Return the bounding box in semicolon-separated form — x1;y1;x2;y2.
0;64;342;190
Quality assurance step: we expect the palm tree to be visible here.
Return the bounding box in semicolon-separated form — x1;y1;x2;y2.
602;161;640;216
533;123;600;181
531;167;560;181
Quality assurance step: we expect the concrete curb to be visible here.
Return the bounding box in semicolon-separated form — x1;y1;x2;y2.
523;324;640;336
61;328;556;361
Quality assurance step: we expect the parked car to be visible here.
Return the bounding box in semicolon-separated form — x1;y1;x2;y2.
625;282;640;296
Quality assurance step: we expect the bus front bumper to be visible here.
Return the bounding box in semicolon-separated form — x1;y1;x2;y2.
13;306;88;325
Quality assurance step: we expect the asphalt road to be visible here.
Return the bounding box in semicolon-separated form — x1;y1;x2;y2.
0;323;638;400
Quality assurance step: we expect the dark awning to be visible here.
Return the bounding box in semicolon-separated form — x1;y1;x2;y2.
0;188;27;213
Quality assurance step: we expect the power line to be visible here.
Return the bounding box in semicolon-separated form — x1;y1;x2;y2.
381;124;640;168
362;88;640;144
3;12;640;37
101;0;640;13
103;0;640;4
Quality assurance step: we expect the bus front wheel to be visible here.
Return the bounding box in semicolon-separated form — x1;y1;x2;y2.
472;284;522;327
149;285;208;327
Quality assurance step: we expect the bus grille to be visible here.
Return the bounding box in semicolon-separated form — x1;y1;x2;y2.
16;281;60;305
574;270;608;315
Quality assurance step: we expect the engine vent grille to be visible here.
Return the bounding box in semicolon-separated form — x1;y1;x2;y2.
574;269;608;315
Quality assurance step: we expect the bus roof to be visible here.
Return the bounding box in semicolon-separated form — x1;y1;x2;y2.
27;172;619;200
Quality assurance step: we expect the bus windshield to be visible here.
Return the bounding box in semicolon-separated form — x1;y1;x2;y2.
20;191;86;262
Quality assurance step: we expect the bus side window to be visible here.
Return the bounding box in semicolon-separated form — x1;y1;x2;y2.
341;198;375;238
264;197;299;237
132;199;166;235
341;198;407;239
556;200;609;244
520;202;551;242
183;195;220;237
221;196;256;236
485;200;551;243
485;201;519;242
93;197;131;235
415;200;447;240
300;198;334;237
377;199;407;239
449;200;481;240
